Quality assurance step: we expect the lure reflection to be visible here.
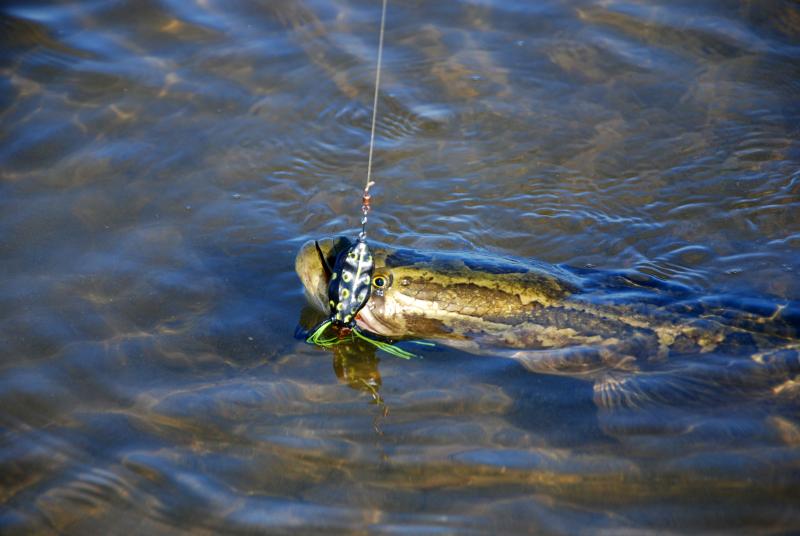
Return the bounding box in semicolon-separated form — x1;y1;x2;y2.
298;304;386;406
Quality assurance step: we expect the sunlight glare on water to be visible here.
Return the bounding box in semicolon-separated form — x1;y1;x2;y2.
1;0;800;533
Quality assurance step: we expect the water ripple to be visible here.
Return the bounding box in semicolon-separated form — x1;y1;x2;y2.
2;0;800;533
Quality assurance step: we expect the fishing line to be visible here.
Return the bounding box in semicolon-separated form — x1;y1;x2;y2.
359;0;387;241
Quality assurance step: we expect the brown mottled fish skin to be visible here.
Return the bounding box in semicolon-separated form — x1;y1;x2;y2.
296;236;800;370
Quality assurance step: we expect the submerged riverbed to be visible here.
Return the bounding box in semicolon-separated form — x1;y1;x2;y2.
2;0;800;533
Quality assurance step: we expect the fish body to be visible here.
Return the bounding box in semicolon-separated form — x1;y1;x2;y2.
296;236;800;385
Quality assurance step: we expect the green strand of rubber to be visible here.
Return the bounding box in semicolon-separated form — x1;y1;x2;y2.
352;328;418;359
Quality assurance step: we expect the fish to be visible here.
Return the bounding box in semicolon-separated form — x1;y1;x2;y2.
296;236;800;408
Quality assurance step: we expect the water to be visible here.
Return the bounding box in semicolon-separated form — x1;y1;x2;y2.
1;0;799;533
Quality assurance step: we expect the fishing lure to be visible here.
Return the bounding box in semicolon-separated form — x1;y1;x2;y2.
306;236;419;359
328;237;373;328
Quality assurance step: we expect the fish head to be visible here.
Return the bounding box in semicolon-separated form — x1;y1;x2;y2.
296;236;406;337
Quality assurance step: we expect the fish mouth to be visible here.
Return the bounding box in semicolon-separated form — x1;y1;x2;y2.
354;305;386;336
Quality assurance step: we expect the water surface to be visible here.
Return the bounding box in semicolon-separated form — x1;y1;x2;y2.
2;0;800;533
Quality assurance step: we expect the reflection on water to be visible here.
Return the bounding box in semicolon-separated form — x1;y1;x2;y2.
1;0;800;533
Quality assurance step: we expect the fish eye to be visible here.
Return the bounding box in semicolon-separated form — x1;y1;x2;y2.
372;275;387;289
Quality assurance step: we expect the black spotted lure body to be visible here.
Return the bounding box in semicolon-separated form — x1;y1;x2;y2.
328;239;374;327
